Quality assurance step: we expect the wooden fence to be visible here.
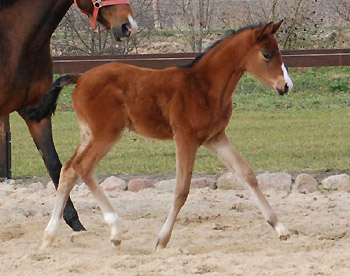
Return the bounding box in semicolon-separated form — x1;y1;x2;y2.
1;49;350;179
52;49;350;73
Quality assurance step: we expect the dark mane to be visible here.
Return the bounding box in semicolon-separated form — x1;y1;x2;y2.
179;22;266;68
0;0;15;8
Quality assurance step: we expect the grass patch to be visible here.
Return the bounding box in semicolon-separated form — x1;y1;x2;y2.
9;67;350;178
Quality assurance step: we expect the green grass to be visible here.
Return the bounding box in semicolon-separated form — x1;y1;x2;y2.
9;67;350;178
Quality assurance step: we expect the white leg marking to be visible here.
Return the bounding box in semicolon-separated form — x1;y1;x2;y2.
104;212;121;247
42;217;61;249
104;212;119;225
44;217;60;238
42;196;64;249
282;63;293;91
158;206;175;242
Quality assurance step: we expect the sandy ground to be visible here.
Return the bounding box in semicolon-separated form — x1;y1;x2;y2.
1;183;350;276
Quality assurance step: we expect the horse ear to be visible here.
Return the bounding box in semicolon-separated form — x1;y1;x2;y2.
253;22;274;42
271;20;283;34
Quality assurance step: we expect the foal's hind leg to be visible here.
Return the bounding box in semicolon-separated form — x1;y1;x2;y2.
157;135;198;250
20;113;85;232
42;162;79;248
42;125;93;248
73;137;123;247
204;132;289;240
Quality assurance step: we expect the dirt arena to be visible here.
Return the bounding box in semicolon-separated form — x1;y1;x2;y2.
1;181;350;276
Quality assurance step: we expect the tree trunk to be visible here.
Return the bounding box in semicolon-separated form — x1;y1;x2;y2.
153;0;161;29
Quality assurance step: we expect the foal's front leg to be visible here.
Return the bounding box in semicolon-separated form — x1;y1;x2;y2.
204;131;290;240
157;135;198;250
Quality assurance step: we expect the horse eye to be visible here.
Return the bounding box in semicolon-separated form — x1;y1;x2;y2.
262;52;272;60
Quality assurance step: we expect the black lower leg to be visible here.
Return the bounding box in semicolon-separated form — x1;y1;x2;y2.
21;114;86;232
47;147;86;232
63;198;86;232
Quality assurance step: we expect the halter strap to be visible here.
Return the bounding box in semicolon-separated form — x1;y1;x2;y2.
74;0;130;32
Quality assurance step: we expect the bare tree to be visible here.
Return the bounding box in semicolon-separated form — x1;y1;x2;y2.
51;0;347;55
153;0;161;29
223;0;323;49
126;0;154;54
331;0;350;22
173;0;215;52
52;6;128;56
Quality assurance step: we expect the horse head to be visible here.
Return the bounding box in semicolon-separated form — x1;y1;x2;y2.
74;0;138;41
244;21;293;95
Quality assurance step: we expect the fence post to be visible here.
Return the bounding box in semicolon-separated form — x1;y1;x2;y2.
0;115;11;179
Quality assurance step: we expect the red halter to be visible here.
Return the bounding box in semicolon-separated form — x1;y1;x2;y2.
74;0;130;31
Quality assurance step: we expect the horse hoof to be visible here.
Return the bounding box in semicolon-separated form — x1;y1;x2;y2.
155;239;166;252
111;239;121;247
279;234;290;241
275;222;290;241
40;239;53;250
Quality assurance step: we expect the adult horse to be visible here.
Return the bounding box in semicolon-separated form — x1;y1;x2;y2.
28;21;293;249
0;0;137;232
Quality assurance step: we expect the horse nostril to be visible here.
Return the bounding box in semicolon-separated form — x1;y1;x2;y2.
284;83;289;93
121;22;131;37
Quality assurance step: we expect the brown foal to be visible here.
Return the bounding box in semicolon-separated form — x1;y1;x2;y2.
33;21;293;250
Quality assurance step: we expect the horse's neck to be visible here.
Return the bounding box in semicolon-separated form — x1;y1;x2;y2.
1;0;72;54
193;33;249;99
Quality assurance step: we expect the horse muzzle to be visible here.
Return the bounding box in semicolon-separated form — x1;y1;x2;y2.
113;15;138;41
277;83;290;96
278;63;294;95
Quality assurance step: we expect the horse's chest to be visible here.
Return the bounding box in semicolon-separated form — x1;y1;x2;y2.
192;104;232;142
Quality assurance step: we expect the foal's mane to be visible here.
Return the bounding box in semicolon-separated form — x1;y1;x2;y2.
180;23;266;68
0;0;16;8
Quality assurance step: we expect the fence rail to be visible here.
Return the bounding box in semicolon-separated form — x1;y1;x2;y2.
52;49;350;73
1;49;350;179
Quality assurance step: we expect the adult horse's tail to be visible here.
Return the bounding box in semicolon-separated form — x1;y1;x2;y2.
25;74;79;122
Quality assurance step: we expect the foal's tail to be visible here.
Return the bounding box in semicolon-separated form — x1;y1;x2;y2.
25;74;79;122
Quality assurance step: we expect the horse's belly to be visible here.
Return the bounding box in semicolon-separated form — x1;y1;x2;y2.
128;116;173;140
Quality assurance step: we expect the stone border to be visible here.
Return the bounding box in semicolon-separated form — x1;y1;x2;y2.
1;173;350;194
